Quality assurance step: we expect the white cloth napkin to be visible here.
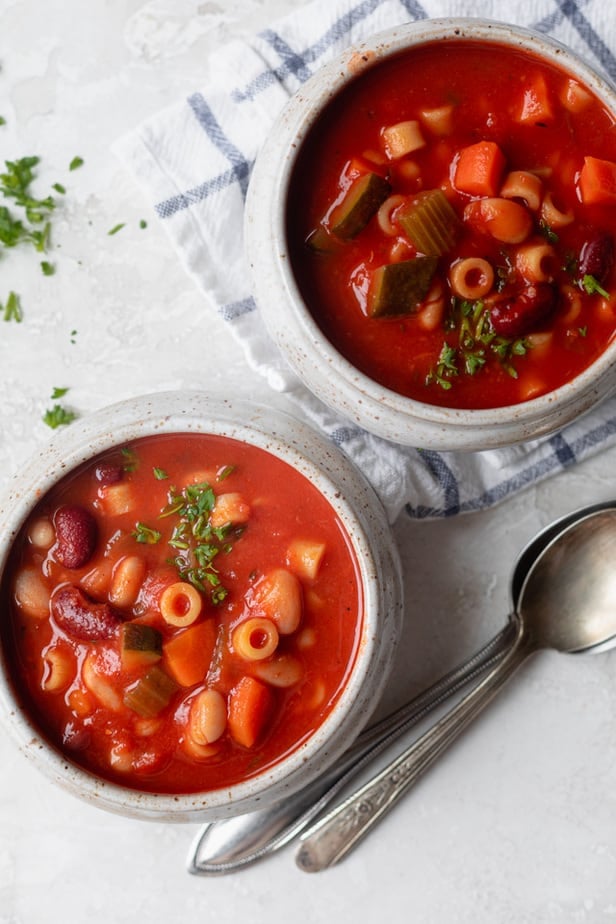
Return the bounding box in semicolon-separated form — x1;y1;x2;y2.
115;0;616;523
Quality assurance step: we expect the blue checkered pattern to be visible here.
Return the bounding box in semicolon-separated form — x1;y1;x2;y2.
118;0;616;522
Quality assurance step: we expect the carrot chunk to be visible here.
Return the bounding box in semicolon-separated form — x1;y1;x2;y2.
579;156;616;205
163;619;217;687
453;141;506;197
227;676;275;748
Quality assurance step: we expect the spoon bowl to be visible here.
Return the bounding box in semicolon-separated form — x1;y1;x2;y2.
296;505;616;872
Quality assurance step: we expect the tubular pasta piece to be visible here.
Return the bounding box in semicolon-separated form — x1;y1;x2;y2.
41;646;75;692
377;194;406;236
500;170;543;211
381;120;425;159
560;284;583;324
14;567;50;620
540;191;574;228
160;581;202;627
109;555;146;608
514;240;558;283
27;517;55;550
188;688;227;746
233;617;279;661
449;258;494;299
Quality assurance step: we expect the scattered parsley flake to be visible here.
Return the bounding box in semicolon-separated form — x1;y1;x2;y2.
0;116;6;126
52;182;66;195
578;326;588;337
0;157;55;254
108;223;125;236
153;467;168;480
51;386;69;399
41;260;55;276
69;156;84;171
139;219;147;229
2;290;22;322
132;522;161;545
43;404;77;429
582;274;610;298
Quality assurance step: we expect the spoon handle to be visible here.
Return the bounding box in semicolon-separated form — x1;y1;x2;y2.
295;617;530;873
187;620;516;874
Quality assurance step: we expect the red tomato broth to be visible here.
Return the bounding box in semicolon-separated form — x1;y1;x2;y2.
286;39;616;409
0;433;363;794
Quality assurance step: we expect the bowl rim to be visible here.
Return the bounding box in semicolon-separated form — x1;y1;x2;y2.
0;390;402;820
245;17;616;448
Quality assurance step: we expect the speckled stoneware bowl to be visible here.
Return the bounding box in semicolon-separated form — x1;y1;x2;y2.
245;18;616;451
0;391;402;821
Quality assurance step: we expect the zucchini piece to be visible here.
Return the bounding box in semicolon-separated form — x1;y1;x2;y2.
305;225;340;253
397;189;461;256
120;622;163;670
123;665;178;717
368;256;438;318
329;172;391;239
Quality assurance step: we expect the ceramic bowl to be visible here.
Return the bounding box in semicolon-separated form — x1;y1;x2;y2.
245;18;616;451
0;391;402;821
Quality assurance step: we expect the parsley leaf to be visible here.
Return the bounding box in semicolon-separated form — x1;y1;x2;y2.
108;223;125;236
51;386;69;399
43;404;77;429
2;291;22;322
41;260;55;276
153;467;168;480
582;274;610;298
69;156;84;171
132;522;162;545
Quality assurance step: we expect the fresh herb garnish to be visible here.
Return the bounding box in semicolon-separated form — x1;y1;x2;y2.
582;274;610;298
51;386;69;399
153;467;168;480
132;522;162;544
108;223;125;236
69;156;84;171
0;156;55;254
539;220;559;244
41;260;55;276
0;117;6;127
139;219;147;229
121;446;139;472
43;404;77;429
2;290;22;322
160;479;240;604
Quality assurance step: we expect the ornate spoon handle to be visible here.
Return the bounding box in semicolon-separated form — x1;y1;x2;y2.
295;617;529;873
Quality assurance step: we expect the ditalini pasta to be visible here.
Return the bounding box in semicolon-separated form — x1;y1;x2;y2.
288;38;616;409
0;433;362;795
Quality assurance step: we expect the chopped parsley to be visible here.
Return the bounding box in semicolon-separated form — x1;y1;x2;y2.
2;290;22;322
0;156;55;253
582;274;610;298
132;522;161;545
158;479;241;604
69;156;84;171
427;298;528;390
51;386;69;399
52;182;66;195
41;260;55;276
153;467;168;480
0;116;6;127
139;219;147;229
121;446;139;472
43;404;77;429
108;223;125;236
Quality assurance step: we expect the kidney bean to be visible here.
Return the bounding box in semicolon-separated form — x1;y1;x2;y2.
578;231;614;284
489;283;557;338
94;462;123;487
54;504;97;569
51;584;121;641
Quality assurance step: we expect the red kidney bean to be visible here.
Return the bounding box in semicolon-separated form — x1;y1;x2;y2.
578;231;614;284
94;462;123;486
54;504;97;569
51;584;121;640
489;283;557;338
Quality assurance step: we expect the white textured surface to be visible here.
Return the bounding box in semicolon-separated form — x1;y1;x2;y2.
2;2;616;921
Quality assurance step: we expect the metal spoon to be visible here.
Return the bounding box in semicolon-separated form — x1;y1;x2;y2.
296;505;616;872
187;501;615;875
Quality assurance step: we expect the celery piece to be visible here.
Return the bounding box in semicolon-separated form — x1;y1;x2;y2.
397;189;461;256
329;172;391;239
368;256;438;317
123;665;177;717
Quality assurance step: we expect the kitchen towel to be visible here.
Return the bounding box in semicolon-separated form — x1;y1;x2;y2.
116;0;616;523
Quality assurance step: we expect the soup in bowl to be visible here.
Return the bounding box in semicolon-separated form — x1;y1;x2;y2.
245;19;616;449
0;392;401;820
